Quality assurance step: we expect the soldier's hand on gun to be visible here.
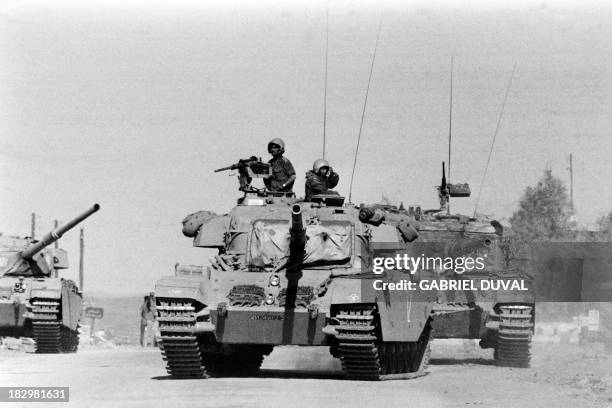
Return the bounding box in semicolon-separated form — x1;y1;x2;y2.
239;156;258;165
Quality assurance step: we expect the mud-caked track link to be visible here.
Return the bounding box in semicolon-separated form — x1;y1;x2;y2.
335;306;432;380
30;300;61;353
157;299;206;378
496;305;533;368
60;326;80;353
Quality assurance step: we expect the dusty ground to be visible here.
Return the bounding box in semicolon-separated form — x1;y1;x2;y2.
0;340;611;408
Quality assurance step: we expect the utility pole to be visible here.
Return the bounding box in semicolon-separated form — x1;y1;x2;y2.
79;228;84;291
52;220;59;278
54;220;59;248
31;213;36;239
569;153;574;211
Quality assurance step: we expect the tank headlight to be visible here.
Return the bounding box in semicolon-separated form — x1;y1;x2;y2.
270;275;280;287
265;294;275;305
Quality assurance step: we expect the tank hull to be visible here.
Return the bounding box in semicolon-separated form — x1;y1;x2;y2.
416;229;535;368
155;264;434;379
211;307;328;345
0;301;28;336
0;276;82;353
154;198;439;380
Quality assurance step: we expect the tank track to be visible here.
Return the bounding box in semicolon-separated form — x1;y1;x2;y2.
157;299;206;378
30;299;81;353
30;300;61;353
157;298;270;378
60;325;80;353
335;306;432;380
495;305;533;368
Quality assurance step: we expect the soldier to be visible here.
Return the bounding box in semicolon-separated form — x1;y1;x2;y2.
264;138;296;193
305;159;339;201
148;292;158;347
139;295;154;347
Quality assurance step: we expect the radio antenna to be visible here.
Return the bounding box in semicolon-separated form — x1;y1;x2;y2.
322;9;329;159
473;62;517;217
448;56;453;184
447;56;454;214
348;17;382;203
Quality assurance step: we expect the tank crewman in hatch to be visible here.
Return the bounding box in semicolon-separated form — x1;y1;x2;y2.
263;138;296;193
305;159;340;201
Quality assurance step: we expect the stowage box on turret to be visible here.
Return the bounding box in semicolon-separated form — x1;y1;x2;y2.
0;204;100;353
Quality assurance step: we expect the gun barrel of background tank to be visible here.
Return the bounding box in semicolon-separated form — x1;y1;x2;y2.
21;204;100;259
445;236;492;259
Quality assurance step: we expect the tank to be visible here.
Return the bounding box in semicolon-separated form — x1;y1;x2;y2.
0;204;100;353
154;159;493;379
359;164;535;368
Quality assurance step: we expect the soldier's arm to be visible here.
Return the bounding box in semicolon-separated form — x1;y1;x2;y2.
305;173;314;200
327;171;339;189
282;159;297;189
283;174;296;187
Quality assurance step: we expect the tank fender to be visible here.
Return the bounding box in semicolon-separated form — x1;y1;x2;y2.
61;281;82;329
155;275;208;305
328;277;363;305
495;290;535;306
375;271;436;342
376;296;434;342
29;278;61;299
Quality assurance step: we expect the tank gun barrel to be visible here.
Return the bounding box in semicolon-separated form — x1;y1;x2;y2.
445;236;492;259
288;205;306;269
21;204;100;259
290;205;304;234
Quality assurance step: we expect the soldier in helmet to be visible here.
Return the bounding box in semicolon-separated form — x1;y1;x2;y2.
264;138;296;193
305;159;339;201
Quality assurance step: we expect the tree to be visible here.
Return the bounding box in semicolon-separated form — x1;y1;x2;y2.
595;211;612;240
509;169;574;241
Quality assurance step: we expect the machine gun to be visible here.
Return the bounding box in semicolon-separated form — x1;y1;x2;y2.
214;156;261;173
214;157;271;192
437;162;471;212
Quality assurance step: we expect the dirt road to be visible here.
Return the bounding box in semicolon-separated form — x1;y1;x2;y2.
1;341;610;408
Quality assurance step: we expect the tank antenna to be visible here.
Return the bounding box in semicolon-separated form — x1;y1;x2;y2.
322;8;329;160
348;17;382;203
473;62;517;217
31;212;36;239
79;227;84;292
447;56;454;214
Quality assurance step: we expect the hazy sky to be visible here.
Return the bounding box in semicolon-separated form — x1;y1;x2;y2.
1;0;611;295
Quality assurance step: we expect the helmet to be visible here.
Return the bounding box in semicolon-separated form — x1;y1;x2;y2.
313;158;330;173
268;138;285;154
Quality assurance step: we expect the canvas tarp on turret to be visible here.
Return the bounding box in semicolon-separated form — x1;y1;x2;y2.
248;220;352;267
